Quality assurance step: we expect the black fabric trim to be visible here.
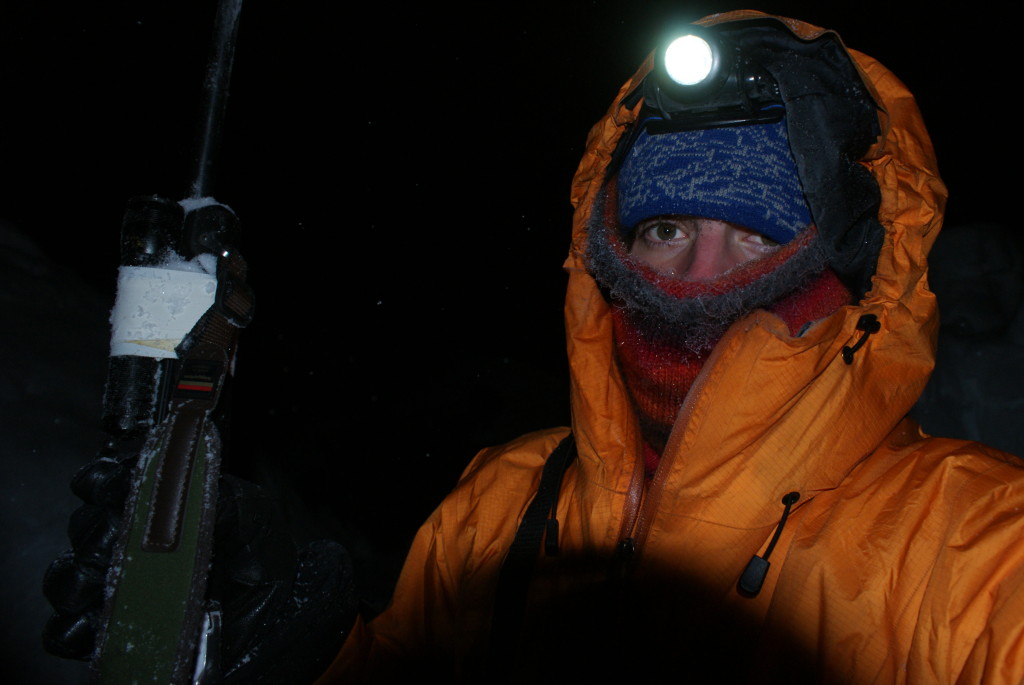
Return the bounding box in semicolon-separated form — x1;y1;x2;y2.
726;22;884;297
486;432;577;679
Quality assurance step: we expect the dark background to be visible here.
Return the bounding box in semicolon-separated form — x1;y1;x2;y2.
1;2;1020;682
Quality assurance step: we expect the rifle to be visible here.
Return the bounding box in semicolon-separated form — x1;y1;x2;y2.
94;1;251;682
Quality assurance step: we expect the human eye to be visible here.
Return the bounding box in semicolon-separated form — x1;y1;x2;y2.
636;219;689;247
739;230;780;253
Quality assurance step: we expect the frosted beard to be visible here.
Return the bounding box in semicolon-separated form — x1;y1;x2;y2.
585;186;852;462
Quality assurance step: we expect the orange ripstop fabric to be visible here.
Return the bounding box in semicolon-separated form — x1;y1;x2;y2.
321;11;1023;684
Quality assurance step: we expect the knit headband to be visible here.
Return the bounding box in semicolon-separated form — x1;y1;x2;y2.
617;119;812;245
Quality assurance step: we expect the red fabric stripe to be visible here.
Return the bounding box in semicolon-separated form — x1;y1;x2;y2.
177;383;213;392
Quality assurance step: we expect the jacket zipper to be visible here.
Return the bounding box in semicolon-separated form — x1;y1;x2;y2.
611;310;865;583
612;323;744;577
612;444;645;578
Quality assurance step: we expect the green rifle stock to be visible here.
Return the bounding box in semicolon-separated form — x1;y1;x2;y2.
94;2;249;682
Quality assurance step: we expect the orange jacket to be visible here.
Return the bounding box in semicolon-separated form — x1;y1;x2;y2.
322;12;1024;684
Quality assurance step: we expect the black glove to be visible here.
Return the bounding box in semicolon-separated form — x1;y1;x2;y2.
43;432;358;684
43;432;140;660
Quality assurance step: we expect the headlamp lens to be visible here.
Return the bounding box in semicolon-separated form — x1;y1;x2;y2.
663;34;714;86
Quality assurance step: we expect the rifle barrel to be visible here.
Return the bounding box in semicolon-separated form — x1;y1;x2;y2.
190;0;244;200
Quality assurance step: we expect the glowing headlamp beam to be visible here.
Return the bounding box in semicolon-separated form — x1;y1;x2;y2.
663;34;714;86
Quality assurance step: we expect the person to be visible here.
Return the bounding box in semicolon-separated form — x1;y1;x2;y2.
44;9;1024;684
315;9;1024;684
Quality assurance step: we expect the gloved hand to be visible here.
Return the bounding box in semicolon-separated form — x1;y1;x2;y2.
43;432;140;660
43;431;358;684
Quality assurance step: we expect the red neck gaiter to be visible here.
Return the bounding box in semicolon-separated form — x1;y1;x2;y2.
586;185;854;474
613;265;851;474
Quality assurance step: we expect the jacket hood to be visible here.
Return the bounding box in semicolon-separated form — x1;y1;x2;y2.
562;11;947;531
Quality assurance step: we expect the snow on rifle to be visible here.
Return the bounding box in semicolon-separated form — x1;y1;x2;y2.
93;1;252;683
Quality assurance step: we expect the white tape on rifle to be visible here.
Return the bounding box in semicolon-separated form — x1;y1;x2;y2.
109;266;217;359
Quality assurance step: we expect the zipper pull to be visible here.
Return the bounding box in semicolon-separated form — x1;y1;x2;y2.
611;537;637;580
738;492;800;597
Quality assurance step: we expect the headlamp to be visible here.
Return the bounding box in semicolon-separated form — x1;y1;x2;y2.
630;25;783;132
663;34;717;86
606;24;786;177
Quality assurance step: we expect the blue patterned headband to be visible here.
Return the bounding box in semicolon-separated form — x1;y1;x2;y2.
617;119;812;245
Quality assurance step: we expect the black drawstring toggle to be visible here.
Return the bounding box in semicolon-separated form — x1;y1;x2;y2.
738;492;800;597
842;314;881;364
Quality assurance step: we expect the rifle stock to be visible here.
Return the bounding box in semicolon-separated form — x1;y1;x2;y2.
94;2;249;682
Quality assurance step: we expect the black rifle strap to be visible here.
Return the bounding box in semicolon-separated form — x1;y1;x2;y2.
486;431;577;676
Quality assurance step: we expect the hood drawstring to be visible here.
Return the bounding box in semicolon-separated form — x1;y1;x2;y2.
842;314;881;364
738;492;800;597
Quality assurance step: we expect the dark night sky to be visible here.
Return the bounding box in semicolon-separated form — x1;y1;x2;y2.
1;1;1014;287
0;2;1018;681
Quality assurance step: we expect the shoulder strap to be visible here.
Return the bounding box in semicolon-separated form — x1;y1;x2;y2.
486;431;577;675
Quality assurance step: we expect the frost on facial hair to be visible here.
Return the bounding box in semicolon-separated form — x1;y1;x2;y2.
585;186;829;353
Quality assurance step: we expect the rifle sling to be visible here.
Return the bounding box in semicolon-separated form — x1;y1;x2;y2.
96;250;252;685
487;432;577;676
143;250;253;552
